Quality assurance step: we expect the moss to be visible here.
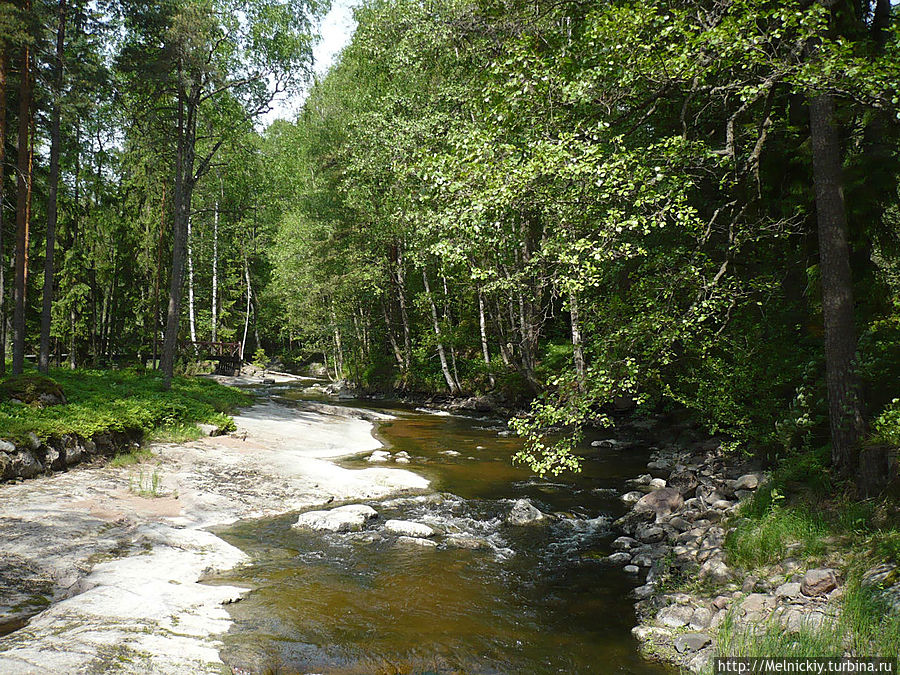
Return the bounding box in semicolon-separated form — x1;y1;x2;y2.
0;374;66;406
0;367;253;444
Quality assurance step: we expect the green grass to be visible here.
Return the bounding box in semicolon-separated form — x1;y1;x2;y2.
0;367;252;444
715;607;843;659
725;504;829;569
130;468;164;498
109;448;154;467
145;423;204;444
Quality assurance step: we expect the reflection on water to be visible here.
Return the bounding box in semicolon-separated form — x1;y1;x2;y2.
211;394;673;674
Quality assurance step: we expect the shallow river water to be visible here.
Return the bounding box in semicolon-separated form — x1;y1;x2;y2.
211;391;674;674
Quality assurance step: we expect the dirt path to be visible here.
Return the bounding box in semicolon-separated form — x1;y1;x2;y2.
0;396;428;674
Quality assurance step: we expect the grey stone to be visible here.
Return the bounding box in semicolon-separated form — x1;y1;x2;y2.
612;536;639;551
506;499;546;525
26;432;41;450
699;559;731;583
712;499;733;510
648;478;667;489
367;450;391;463
445;535;490;550
741;593;772;613
674;632;711;654
689;607;712;630
606;552;632;565
668;470;699;496
293;504;378;532
633;488;684;521
197;423;219;437
712;595;730;610
636;525;666;544
801;568;838;597
669;516;692;532
0;452;10;480
11;450;43;478
0;439;15;453
623;565;640;574
64;444;83;466
621;491;644;504
384;519;435;538
775;582;802;600
397;535;437;547
732;473;762;490
657;604;694;628
632;583;655;599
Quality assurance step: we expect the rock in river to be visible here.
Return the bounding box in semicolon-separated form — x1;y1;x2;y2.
293;504;378;532
384;519;436;538
505;498;547;525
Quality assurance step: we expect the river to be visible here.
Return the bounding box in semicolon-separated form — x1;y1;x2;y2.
210;386;674;674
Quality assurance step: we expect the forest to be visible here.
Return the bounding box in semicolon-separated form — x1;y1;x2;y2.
1;0;899;494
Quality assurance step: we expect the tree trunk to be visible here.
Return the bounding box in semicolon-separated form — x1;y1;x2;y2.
12;21;33;375
161;81;196;388
809;92;865;475
211;179;220;342
422;269;458;393
240;252;251;361
382;300;405;370
441;274;461;391
478;291;495;387
569;290;586;390
187;214;196;343
392;242;412;371
39;0;67;373
0;47;8;375
151;186;165;369
330;302;343;378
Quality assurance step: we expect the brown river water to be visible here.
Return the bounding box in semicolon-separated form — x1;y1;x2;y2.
210;388;675;674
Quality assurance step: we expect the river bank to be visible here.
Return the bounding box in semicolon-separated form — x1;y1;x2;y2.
0;392;428;673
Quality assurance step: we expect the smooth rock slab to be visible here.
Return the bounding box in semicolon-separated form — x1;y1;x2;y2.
293;504;378;532
384;519;435;538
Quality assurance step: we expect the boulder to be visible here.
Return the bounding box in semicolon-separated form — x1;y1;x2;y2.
197;423;220;437
732;473;762;490
689;607;712;630
384;520;435;538
612;536;639;551
445;535;490;550
699;559;731;584
397;535;438;548
367;450;391;463
64;444;83;466
648;478;667;489
775;582;802;600
621;491;644;504
0;452;11;480
0;439;15;454
623;565;640;574
505;499;546;526
606;552;632;565
293;504;378;533
11;450;43;478
635;525;666;544
801;568;838;597
669;516;692;532
657;604;694;628
674;632;711;654
668;470;699;496
632;584;655;599
633;488;684;521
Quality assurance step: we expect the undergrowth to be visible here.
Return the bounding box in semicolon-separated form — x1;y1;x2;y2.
0;367;251;444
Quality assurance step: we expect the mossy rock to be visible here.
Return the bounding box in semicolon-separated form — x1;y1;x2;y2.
0;375;67;407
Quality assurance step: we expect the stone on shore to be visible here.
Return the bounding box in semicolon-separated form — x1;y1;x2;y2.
633;488;684;521
801;568;838;597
